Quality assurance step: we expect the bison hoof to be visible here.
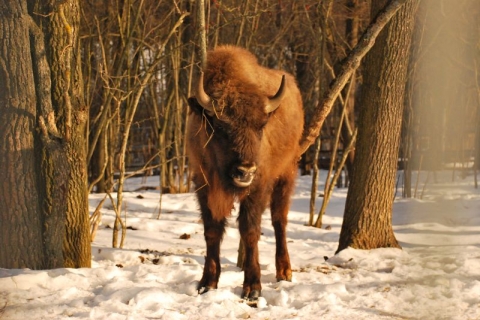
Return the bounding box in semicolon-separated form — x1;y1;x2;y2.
276;276;292;282
276;269;292;282
241;289;261;301
198;286;215;295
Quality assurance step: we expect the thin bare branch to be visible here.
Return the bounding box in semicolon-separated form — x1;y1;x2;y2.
299;0;409;155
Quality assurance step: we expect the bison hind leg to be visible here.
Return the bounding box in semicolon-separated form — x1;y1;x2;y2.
270;175;295;282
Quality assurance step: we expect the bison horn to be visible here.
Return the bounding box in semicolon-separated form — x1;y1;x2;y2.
195;72;214;113
265;75;286;113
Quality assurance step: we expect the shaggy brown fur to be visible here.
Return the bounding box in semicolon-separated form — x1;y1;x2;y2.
187;45;304;300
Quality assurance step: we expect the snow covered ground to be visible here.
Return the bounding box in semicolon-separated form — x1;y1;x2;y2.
1;170;480;319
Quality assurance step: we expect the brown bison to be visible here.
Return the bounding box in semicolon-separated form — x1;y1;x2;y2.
187;45;304;301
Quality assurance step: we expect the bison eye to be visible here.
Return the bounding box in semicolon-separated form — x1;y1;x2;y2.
256;128;264;139
259;122;267;132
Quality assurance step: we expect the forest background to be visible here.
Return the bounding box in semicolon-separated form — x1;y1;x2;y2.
0;0;479;269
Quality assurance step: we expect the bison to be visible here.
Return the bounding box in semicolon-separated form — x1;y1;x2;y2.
186;45;304;301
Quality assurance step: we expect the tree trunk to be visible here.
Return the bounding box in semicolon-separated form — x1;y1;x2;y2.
0;1;49;269
0;0;90;269
337;0;418;253
32;0;91;268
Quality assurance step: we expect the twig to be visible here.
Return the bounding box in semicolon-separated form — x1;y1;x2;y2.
90;195;107;242
315;129;357;228
420;171;430;200
413;154;423;198
0;300;7;318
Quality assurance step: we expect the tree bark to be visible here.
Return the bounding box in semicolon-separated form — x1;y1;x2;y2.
337;0;418;253
0;1;48;269
31;0;91;268
0;0;90;269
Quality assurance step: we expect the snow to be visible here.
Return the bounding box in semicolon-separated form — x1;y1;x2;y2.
1;170;480;319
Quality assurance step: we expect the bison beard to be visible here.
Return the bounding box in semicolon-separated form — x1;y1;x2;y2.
186;45;304;301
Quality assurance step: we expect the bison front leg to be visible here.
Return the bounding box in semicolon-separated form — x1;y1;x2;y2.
195;184;229;294
198;215;226;293
238;196;265;300
270;176;295;282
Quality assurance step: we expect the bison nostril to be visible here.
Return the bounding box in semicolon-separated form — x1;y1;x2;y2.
232;163;257;187
237;164;257;176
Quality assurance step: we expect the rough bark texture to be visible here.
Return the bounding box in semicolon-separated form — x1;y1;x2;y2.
337;0;418;253
0;0;90;269
0;1;46;269
32;0;91;268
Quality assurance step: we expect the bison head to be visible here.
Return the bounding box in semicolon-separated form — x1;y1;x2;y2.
190;73;286;189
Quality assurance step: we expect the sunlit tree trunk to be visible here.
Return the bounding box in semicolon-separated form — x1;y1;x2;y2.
32;0;91;267
0;0;51;269
0;0;90;268
337;0;419;253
